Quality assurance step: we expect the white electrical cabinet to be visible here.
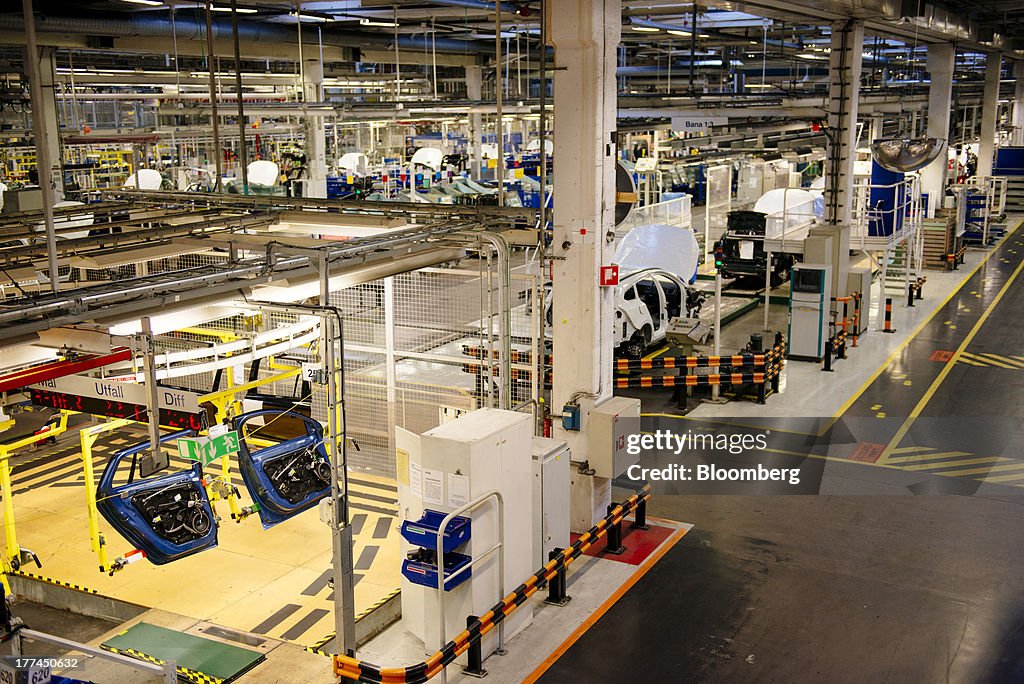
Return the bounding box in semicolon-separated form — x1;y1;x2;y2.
586;397;641;479
788;263;832;361
531;437;570;570
396;409;533;661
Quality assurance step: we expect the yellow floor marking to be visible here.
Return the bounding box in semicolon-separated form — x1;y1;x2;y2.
980;353;1024;368
891;446;935;454
829;219;1019;426
638;219;1015;444
899;457;1012;471
957;357;987;367
932;462;1024;477
978;471;1024;483
875;412;886;418
961;351;1016;369
878;250;1024;464
642;345;670;360
870;404;882;411
885;450;976;463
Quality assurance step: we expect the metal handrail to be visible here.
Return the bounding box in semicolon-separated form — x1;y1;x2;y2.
435;489;504;684
12;627;177;684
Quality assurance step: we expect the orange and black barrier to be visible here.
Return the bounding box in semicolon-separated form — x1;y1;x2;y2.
882;297;895;333
946;246;966;270
461;363;552;385
461;345;553;366
333;485;653;684
615;371;768;389
851;292;862;347
614;350;779;372
907;276;926;307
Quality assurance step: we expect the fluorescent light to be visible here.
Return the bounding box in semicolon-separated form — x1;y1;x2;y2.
211;4;257;12
667;29;691;37
746;83;773;89
631;26;660;32
361;18;398;27
292;11;333;22
123;0;163;5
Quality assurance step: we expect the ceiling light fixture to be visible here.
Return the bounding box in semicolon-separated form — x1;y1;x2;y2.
211;4;257;13
631;26;660;32
667;29;691;37
291;11;333;22
361;18;398;27
122;0;164;5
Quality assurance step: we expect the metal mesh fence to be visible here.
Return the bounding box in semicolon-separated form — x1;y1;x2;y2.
309;245;540;477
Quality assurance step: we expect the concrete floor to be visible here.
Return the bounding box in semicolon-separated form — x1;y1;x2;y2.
539;495;1024;683
541;217;1024;682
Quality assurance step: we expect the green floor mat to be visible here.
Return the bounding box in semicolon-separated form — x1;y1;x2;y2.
102;622;264;683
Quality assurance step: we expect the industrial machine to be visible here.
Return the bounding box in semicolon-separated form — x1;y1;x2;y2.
96;429;218;566
787;264;832;361
232;410;333;529
714;210;798;285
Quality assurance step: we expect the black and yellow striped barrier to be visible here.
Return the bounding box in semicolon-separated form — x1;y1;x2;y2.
333;485;653;684
461;345;553;366
461;364;553;384
614;371;769;389
102;645;223;684
614;350;780;372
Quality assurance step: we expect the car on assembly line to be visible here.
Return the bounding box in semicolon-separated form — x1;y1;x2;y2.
538;267;704;359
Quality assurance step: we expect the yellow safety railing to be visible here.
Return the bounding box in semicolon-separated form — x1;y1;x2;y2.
0;411;71;591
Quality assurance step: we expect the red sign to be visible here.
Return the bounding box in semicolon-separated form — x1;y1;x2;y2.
930;350;954;362
600;265;619;286
848;442;886;463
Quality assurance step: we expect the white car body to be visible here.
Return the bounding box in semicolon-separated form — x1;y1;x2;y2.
540;267;701;358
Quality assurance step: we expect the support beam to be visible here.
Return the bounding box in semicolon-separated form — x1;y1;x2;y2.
977;52;1001;177
551;0;620;458
22;0;59;294
920;43;954;218
304;58;328;198
823;19;863;228
466;65;483;177
1014;61;1024;148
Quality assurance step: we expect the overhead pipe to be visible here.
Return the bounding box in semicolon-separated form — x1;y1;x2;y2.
428;0;520;13
0;12;488;54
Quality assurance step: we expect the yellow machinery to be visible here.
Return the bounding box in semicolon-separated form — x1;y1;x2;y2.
0;411;71;590
81;365;302;574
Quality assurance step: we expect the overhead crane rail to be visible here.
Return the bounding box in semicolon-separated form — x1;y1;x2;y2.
104;189;540;223
0;215;487;341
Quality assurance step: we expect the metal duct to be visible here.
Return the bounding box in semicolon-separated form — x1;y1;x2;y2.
0;12;488;54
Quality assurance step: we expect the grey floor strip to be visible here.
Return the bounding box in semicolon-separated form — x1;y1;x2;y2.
349;513;367;536
301;569;332;596
354;545;379;571
280;609;330;641
349;476;398;493
251;603;301;634
372;517;392;539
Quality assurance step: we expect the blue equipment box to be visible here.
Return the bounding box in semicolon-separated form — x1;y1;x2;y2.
402;551;472;591
400;510;471;553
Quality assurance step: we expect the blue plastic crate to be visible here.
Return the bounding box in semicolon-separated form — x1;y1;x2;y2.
402;551;472;591
400;509;471;553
